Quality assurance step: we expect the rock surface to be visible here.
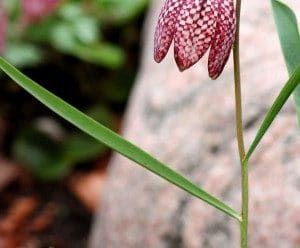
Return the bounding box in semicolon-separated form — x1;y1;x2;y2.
89;1;300;247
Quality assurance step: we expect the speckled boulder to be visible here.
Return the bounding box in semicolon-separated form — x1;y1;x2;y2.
89;1;300;247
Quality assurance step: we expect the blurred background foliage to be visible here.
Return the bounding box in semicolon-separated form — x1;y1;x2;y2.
0;0;149;181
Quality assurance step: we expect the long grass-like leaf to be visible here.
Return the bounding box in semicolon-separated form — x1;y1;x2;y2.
244;64;300;162
0;56;241;221
272;0;300;123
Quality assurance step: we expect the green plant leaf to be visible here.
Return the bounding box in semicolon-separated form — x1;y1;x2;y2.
63;134;108;164
0;56;241;221
271;0;300;123
12;128;71;180
5;43;42;68
98;0;149;24
12;126;108;181
244;64;300;162
71;43;125;68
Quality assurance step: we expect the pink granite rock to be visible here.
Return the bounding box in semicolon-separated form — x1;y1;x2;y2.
89;1;300;247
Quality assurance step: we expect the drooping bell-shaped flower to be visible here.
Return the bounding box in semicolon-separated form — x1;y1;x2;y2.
154;0;236;79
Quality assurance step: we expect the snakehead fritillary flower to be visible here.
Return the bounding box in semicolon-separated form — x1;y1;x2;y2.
154;0;236;79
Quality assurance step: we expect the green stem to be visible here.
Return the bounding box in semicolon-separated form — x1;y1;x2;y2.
233;0;248;247
240;159;248;248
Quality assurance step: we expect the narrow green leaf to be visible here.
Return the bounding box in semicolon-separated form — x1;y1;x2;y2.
0;57;241;221
271;0;300;123
244;65;300;162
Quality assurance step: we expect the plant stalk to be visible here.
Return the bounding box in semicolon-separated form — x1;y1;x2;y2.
233;0;248;247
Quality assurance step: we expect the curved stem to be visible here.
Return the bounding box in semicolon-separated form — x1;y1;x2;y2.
233;0;248;247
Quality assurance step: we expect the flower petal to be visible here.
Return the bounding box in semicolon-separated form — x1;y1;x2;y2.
208;0;236;79
154;0;183;63
174;0;218;71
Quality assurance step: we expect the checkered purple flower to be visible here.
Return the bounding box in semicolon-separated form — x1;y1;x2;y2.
154;0;236;79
